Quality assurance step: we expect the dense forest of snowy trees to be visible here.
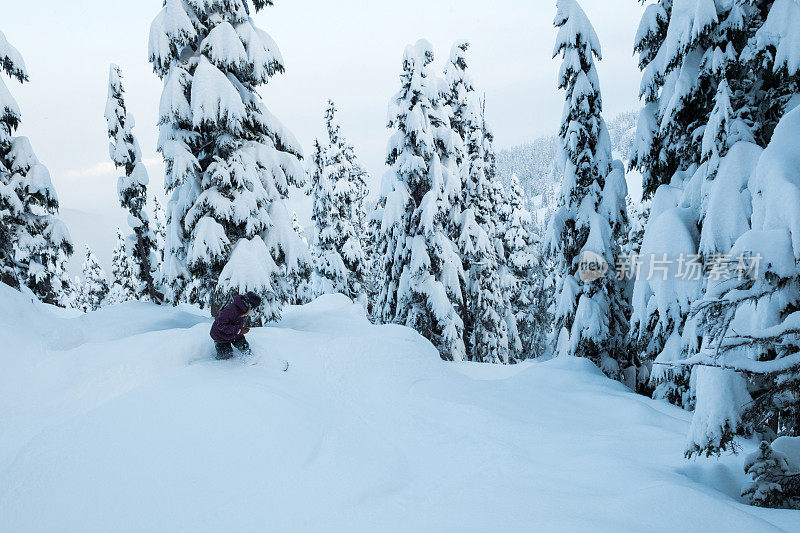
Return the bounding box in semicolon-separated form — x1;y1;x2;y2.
2;0;800;510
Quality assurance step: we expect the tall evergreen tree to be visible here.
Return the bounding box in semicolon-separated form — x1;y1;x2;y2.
627;1;800;482
0;29;73;304
148;0;308;323
630;0;800;412
0;30;25;290
108;228;139;305
459;110;509;364
105;64;159;302
503;173;541;360
309;101;369;303
288;208;312;305
152;196;166;274
547;0;630;377
309;138;344;296
80;246;109;312
376;40;466;361
365;195;385;320
687;107;800;459
444;41;511;363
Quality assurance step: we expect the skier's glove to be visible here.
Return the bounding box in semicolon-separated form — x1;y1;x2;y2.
241;326;251;335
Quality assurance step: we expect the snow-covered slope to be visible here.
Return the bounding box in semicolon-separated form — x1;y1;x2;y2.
1;285;798;531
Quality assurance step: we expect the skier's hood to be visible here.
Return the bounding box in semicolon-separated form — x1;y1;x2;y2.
231;295;248;314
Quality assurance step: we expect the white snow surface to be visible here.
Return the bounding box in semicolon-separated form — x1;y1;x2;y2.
1;284;799;531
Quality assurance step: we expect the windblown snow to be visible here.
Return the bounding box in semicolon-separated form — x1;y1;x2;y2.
0;283;798;532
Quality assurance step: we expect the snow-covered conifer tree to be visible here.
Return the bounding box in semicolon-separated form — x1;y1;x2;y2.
326;101;369;301
443;41;511;363
629;0;753;398
628;0;736;404
742;441;799;509
108;229;139;305
105;64;159;302
630;0;750;196
291;209;308;247
80;246;109;312
288;209;312;305
309;101;369;303
442;41;472;169
148;0;308;323
672;5;800;487
0;30;73;304
629;0;800;429
686;106;800;458
458;109;509;363
309;138;344;296
152;196;166;272
376;40;466;361
364;196;384;320
0;30;25;290
503;172;542;360
546;0;630;377
10;142;73;306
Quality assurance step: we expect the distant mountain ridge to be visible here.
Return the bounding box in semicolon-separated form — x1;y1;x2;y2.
496;110;639;202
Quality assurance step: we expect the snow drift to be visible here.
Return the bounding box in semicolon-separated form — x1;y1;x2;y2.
1;284;798;531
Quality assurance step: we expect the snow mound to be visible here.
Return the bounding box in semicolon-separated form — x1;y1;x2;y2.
1;285;798;531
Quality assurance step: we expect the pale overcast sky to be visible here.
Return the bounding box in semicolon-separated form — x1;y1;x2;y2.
6;0;643;230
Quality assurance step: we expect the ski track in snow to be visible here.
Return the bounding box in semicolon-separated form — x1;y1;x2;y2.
1;287;799;532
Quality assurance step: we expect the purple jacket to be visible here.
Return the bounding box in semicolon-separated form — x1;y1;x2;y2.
210;295;248;343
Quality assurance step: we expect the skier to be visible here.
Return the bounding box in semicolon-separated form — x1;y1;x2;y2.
210;292;262;360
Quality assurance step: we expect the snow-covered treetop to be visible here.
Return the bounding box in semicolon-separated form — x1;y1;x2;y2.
324;99;342;146
385;39;449;194
107;63;124;106
0;30;27;147
553;0;602;70
149;0;283;83
82;244;105;272
105;64;139;168
149;0;302;160
551;0;609;181
443;40;478;163
552;0;604;130
444;40;473;96
0;30;27;83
